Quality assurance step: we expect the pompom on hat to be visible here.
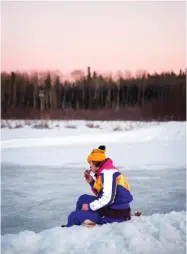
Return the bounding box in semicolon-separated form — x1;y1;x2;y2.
87;145;107;163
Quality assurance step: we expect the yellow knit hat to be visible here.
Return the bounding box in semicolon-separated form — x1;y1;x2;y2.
87;145;107;163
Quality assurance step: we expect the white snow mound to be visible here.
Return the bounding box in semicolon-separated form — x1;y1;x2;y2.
1;211;186;254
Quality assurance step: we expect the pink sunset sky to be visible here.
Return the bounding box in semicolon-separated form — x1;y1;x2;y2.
1;1;186;76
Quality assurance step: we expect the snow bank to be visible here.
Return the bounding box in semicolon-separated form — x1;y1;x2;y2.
1;121;185;169
1;121;185;149
1;211;186;254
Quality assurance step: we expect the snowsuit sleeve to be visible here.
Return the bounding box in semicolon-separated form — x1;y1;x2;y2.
89;170;117;211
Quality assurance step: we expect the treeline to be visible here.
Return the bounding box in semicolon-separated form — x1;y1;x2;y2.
1;67;186;120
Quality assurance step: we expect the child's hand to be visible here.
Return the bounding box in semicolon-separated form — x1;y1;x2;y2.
84;170;93;183
82;204;89;211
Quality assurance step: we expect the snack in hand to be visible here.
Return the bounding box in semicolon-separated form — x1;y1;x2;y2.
84;170;91;178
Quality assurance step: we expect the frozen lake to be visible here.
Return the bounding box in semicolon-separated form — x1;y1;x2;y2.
1;162;186;235
1;121;186;254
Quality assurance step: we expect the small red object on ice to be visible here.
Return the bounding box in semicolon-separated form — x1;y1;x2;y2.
134;211;142;217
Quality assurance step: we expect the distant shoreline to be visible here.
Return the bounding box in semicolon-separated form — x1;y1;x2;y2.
1;107;185;121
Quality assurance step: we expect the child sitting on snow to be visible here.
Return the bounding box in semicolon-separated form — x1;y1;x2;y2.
62;145;133;227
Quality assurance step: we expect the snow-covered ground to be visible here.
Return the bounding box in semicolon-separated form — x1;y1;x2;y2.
1;120;186;254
